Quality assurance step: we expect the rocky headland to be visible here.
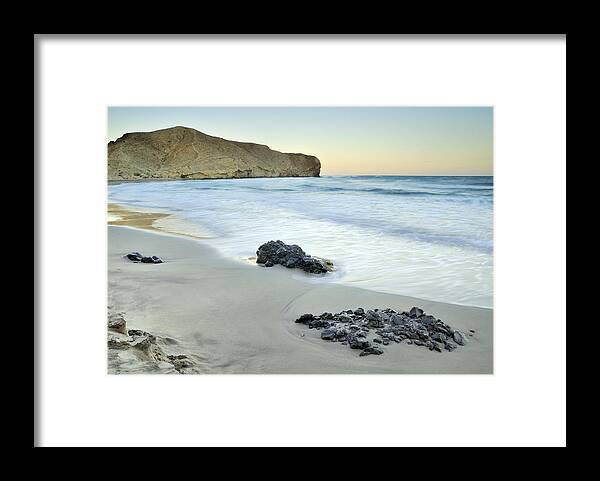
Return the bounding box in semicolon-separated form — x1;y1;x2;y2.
108;126;321;180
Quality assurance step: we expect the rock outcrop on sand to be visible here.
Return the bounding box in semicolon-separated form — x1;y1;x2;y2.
295;307;471;357
107;310;197;374
256;240;333;274
108;126;321;180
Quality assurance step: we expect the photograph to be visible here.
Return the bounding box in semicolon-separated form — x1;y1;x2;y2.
107;107;493;374
36;34;565;447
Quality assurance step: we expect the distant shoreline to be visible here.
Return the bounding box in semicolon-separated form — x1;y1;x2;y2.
107;175;320;185
108;174;492;185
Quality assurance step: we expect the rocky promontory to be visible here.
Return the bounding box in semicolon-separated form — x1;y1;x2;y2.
108;126;321;180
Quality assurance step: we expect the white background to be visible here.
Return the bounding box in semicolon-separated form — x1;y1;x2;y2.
36;35;566;447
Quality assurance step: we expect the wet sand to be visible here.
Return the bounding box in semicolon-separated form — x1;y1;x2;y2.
108;221;493;374
108;203;209;240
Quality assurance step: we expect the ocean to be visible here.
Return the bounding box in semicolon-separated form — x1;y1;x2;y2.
108;176;493;308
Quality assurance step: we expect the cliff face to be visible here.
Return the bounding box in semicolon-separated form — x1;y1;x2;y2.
107;126;321;180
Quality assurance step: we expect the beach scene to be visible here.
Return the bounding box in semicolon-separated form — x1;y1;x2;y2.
107;107;493;374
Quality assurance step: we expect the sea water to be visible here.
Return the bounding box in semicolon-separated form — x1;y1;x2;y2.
109;176;493;308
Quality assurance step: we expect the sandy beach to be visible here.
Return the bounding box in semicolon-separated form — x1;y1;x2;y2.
108;207;493;374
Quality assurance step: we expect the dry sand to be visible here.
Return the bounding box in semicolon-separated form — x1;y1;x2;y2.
108;219;493;374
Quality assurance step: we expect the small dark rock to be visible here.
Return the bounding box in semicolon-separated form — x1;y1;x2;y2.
140;255;163;264
431;332;447;343
321;329;336;341
126;252;143;262
309;319;330;329
348;336;370;350
390;314;408;326
108;313;127;334
444;341;457;351
336;314;352;323
453;330;468;346
295;313;314;324
360;347;384;357
365;310;386;328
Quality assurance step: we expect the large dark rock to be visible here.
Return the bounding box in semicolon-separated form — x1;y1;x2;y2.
256;240;329;274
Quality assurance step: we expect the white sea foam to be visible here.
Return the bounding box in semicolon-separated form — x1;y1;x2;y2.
108;176;493;307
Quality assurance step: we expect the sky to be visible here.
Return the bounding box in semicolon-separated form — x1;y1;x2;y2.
108;107;493;176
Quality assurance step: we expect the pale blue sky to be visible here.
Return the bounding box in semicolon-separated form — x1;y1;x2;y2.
108;107;493;175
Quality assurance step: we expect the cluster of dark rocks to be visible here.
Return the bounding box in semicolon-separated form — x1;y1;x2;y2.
125;252;163;264
256;240;332;274
295;306;471;357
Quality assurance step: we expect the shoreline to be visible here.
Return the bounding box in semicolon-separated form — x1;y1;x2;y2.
108;203;210;240
107;218;493;374
107;201;491;310
108;174;321;185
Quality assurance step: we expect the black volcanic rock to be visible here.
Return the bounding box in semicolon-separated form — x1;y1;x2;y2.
256;240;329;274
294;306;467;357
125;252;163;264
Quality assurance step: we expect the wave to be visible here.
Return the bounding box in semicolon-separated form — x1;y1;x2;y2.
109;176;493;307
